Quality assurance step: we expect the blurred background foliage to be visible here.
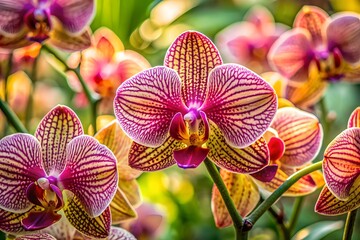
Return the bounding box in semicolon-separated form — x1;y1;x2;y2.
1;0;360;239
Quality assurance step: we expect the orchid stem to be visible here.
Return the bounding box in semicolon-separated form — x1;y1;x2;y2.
25;55;39;130
41;44;100;132
342;209;357;240
264;200;290;240
4;51;13;102
287;196;304;234
319;98;330;135
244;161;323;228
0;99;28;133
203;158;243;239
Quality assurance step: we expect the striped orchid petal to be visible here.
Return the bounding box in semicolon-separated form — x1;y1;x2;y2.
0;206;41;234
129;137;185;171
255;168;324;196
95;120;141;180
63;195;111;238
294;6;328;45
41;217;76;240
207;122;269;174
348;107;360;128
0;0;28;36
0;134;45;212
327;13;360;64
108;227;136;240
15;233;57;240
35;105;83;176
0;32;32;49
114;66;187;147
323;128;360;200
164;31;223;107
50;0;95;34
212;170;260;228
271;107;323;167
119;179;142;207
110;188;136;224
202;64;277;148
59;135;118;217
268;29;314;82
315;183;360;216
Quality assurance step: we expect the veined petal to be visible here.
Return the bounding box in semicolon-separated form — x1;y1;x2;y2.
15;233;57;240
0;0;29;36
41;217;76;240
63;195;111;238
268;28;314;82
315;182;360;216
129;136;185;171
59;136;118;217
0;206;42;234
50;0;94;34
348;107;360;128
114;66;186;147
202;64;277;148
0;32;32;50
108;227;136;240
173;146;210;169
110;188;136;224
271;107;323;167
212;170;260;228
294;5;328;45
35;105;83;176
94;120;141;180
260;71;287;98
207;122;269;174
119;179;142;207
250;164;278;182
0;134;45;212
323;128;360;200
327;13;360;64
164;31;223;107
22;209;61;231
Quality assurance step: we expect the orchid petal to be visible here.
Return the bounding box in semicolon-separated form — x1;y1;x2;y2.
94;27;124;58
207;122;270;174
15;233;57;240
202;64;277;148
327;13;360;64
348;107;360;128
94;120;141;180
164;31;223;107
267;137;285;161
315;183;360;216
119;179;142;207
129;136;185;171
268;28;314;82
0;32;32;49
50;0;94;34
115;50;151;80
212;170;260;228
294;5;328;45
173;146;210;169
59;135;118;217
245;6;275;34
108;227;137;240
323;128;360;200
0;134;45;212
22;209;61;231
35;105;83;176
114;66;186;147
250;164;278;182
110;188;137;224
271;107;323;167
0;206;42;234
63;195;111;238
41;217;76;240
0;0;29;36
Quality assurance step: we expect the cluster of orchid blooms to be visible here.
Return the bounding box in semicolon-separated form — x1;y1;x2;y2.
0;1;359;239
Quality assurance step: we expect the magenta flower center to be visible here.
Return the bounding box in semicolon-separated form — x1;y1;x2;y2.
24;6;52;42
314;47;344;81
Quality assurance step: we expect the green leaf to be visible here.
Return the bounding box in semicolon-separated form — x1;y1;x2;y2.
292;220;344;240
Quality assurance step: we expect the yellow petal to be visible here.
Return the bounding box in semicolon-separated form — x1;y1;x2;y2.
110;188;137;224
119;179;142;207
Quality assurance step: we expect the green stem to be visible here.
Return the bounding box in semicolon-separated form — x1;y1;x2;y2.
342;209;357;240
0;99;27;133
319;98;330;134
25;56;39;130
245;161;323;228
266;203;290;240
4;52;13;102
41;44;99;131
203;158;243;239
287;196;304;234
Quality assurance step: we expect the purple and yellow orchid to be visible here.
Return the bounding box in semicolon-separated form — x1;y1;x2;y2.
216;6;288;73
114;31;277;173
0;0;94;51
0;105;118;238
268;5;360;83
212;107;324;228
315;107;360;215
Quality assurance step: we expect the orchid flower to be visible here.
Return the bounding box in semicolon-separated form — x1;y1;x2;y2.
0;105;118;238
216;6;288;73
15;233;56;240
315;107;360;215
114;31;277;173
68;27;150;113
212;107;324;227
268;5;360;83
0;0;94;51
